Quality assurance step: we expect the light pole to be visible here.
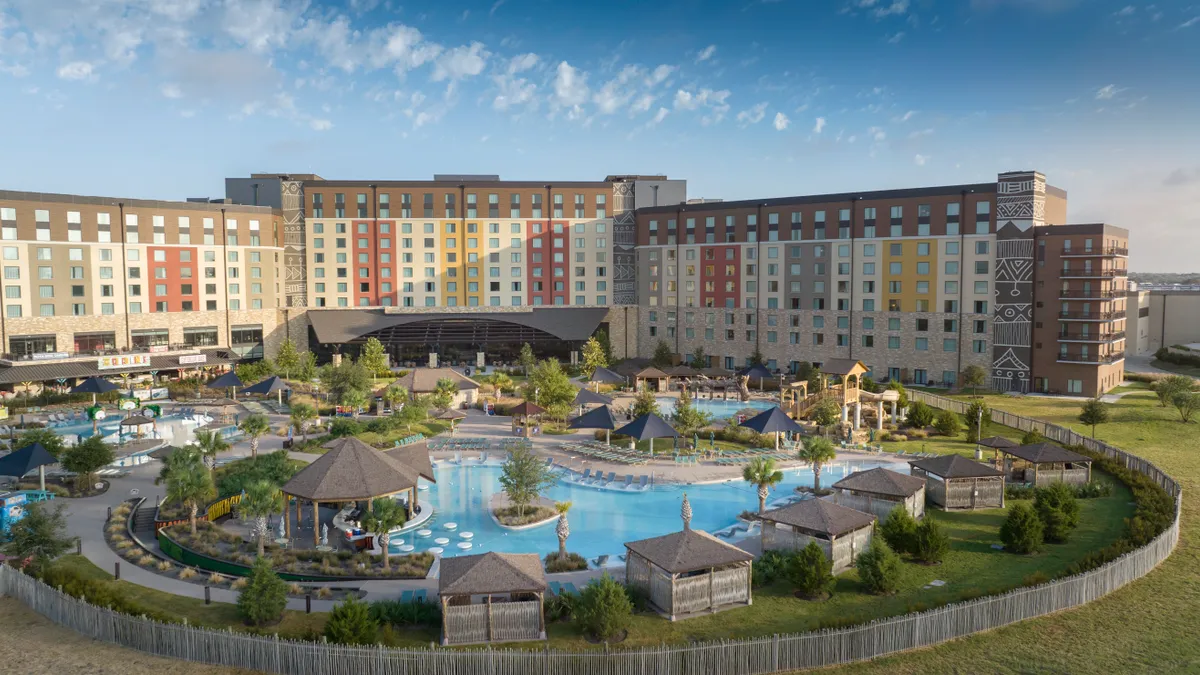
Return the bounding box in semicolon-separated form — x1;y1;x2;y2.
535;387;540;406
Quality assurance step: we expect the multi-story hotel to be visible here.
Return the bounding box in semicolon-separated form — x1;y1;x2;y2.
0;169;1127;397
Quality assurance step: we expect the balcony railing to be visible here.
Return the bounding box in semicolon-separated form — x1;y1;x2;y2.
1059;268;1128;279
1057;331;1126;343
1062;246;1129;257
1058;290;1122;300
1056;351;1126;364
1058;311;1123;321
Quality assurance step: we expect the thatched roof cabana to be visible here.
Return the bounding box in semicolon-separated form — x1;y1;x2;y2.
760;498;877;573
998;442;1092;486
831;468;927;520
909;455;1005;510
438;552;547;645
635;366;671;392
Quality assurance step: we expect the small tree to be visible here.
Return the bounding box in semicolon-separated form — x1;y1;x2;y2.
965;400;992;443
1034;482;1080;543
341;389;370;419
488;372;515;396
361;498;408;572
237;556;288;627
933;409;961;437
60;435;115;489
16;428;66;459
631;385;659;418
886;380;909;407
396;396;428;431
1021;428;1046;445
1000;502;1044;554
788;540;835;599
297;351;318;381
322;358;371;402
382;386;408;415
651;340;673;368
880;506;918;555
581;336;608;377
575;575;632;641
671;389;712;436
193;428;230;470
690;346;707;369
3;501;71;577
555;501;572;562
275;338;301;379
796;436;837;492
522;358;577;411
518;343;536;375
742;457;784;513
431;378;458;410
239;479;283;557
290;402;317;440
906;401;935;428
1151;374;1196;408
1171;391;1200;423
913;517;950;564
748;346;766;367
960;365;988;398
1078;397;1109;437
810;397;842;432
498;447;555;518
324;595;378;645
160;449;215;535
238;414;271;460
359;337;388;380
594;328;613;363
856;537;902;594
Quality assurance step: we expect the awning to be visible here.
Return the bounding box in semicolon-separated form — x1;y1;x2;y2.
306;307;609;345
0;349;237;385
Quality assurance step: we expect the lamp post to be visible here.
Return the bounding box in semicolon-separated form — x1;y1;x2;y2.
535;387;540;406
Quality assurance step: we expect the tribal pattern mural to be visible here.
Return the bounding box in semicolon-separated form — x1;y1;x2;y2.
612;180;637;305
281;180;307;308
990;172;1045;392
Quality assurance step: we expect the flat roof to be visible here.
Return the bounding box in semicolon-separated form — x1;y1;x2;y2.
635;182;1000;215
0;190;276;215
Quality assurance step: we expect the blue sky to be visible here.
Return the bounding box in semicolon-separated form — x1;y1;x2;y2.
0;0;1198;270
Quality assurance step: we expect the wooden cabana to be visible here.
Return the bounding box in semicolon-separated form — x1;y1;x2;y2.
830;467;927;520
508;400;545;438
280;436;432;547
760;498;876;573
909;455;1004;511
624;494;753;621
634;367;671;392
438;552;547;645
998;442;1093;486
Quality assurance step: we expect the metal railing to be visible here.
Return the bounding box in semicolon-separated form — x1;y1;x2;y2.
1061;246;1129;257
1059;268;1128;278
1057;290;1121;300
1058;311;1123;321
1056;351;1126;364
1057;331;1126;342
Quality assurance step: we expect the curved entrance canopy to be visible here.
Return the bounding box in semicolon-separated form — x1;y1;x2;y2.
307;307;608;349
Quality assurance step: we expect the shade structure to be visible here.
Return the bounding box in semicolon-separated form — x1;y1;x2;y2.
285;436;421;502
436;409;467;420
737;364;774;380
568;405;617;442
509;401;546;417
666;365;700;378
614;412;677;456
70;377;119;395
148;444;185;460
241;375;292;396
0;442;58;491
977;436;1019;449
740;406;804;435
119;415;154;427
573;388;613;407
588;366;626;385
209;371;244;389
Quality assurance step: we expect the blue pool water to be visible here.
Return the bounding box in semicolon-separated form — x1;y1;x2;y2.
54;413;211;447
657;397;776;419
391;460;903;560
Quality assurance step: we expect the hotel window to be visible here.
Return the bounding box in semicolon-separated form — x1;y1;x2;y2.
973;340;987;353
975;261;989;274
945;261;959;274
974;281;989;294
975;201;991;234
596;194;606;219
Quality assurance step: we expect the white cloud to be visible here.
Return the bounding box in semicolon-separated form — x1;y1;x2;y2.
1114;5;1135;16
554;61;590;110
56;60;93;80
813;116;826;133
507;52;539;74
647;64;675;86
887;31;905;43
593;64;643;115
908;128;934;138
695;44;716;63
368;23;443;74
222;0;296;53
631;93;655;114
773;111;790;131
309;118;332;131
1095;84;1123;99
432;41;488;82
674;88;730;124
914;153;928;166
490;0;506;17
1179;16;1199;28
868;125;886;141
650;107;669;125
161;83;183;99
736;101;768;126
896;110;916;122
871;0;910;17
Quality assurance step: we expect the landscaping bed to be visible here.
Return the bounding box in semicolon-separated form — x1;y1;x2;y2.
18;477;109;498
492;505;557;527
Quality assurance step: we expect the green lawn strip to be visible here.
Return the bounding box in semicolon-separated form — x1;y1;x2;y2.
826;390;1200;674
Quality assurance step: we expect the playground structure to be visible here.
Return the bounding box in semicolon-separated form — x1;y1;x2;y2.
782;360;903;441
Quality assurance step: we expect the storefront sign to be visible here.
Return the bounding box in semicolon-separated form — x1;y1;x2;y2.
148;345;169;353
132;388;169;401
98;354;150;370
31;352;69;361
178;354;207;365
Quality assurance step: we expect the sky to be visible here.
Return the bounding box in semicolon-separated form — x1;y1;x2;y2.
0;0;1198;271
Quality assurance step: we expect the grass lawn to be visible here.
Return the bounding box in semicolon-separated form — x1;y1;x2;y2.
1149;359;1200;379
824;388;1200;674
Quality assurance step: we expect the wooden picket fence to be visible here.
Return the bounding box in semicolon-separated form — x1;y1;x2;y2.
0;393;1183;674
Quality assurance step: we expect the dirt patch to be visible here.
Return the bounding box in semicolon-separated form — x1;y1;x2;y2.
0;596;260;675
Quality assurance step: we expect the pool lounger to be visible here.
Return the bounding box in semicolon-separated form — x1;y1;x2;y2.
578;469;592;482
592;554;610;567
605;471;616;484
622;474;633;489
638;475;649;490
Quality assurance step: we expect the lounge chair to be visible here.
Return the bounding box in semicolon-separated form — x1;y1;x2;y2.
605;471;616;484
592;554;609;567
623;474;633;489
578;468;592;482
638;475;649;490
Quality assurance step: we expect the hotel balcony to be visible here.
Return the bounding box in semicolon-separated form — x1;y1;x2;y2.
1059;268;1128;279
1058;311;1123;321
1061;246;1129;258
1058;289;1121;300
1056;350;1126;365
1057;331;1126;343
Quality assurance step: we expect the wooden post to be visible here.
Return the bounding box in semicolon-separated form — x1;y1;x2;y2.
441;596;449;646
284;497;291;538
486;595;493;642
709;567;715;613
306;594;311;613
313;500;320;547
537;591;546;637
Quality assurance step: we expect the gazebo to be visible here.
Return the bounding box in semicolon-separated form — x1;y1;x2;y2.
739;406;804;451
119;414;156;438
508;400;545;438
666;364;701;379
568;405;617;445
0;442;58;491
737;364;774;391
438;552;547;645
280;436;431;546
624;494;753;621
830;467;927;520
635;367;671;392
240;375;292;406
760;498;877;573
975;435;1018;460
614;412;678;455
909;455;1005;510
998;442;1093;487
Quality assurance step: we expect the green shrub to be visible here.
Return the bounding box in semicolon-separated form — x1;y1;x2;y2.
1023;571;1050;586
1073;481;1112;499
933;410;961;436
1034;481;1081;543
1000;503;1044;554
236;557;288;627
856;538;902;594
574;575;632;641
544;552;589;573
751;549;793;587
1020;428;1045;445
912;517;950;564
879;506;918;555
1005;484;1036;500
905;401;935;428
214;450;303;498
325;595;378;645
368;598;441;628
39;562;175;623
787;541;835;599
544;591;578;622
327;418;365;438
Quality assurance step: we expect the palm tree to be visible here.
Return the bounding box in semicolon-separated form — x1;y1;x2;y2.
290;402;316;441
382;386;408;415
238;479;283;557
342;389;369;419
742;457;784;513
554;501;572;562
193;429;230;470
157;447;214;535
360;498;408;572
238;414;271;460
796;436;837;492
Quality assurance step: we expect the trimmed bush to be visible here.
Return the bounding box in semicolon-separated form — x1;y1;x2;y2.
933;409;961;436
1021;428;1045;445
879;506;918;556
1005;484;1036;500
544;552;588;573
325;595;378;645
1034;481;1081;543
905;401;935;428
236;557;288;627
913;517;950;564
544;591;578;622
574;575;632;641
39;563;175;623
751;549;793;587
856;538;902;594
788;541;835;599
1000;503;1044;554
368;598;441;628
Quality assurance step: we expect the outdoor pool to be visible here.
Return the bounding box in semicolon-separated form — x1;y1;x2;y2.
657;396;776;419
54;413;213;447
389;459;905;560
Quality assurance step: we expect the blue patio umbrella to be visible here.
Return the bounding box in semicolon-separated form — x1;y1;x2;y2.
587;366;626;390
209;370;244;401
568;405;617;445
70;377;119;405
740;406;805;451
0;442;57;491
737;364;775;391
241;375;292;406
573;387;613;416
613;413;678;456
